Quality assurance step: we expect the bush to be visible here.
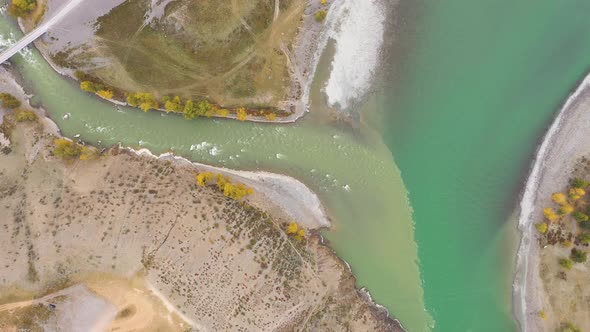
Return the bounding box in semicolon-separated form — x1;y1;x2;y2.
315;10;327;22
0;93;21;109
571;178;589;188
8;0;36;17
570;248;587;263
14;109;37;122
559;258;573;270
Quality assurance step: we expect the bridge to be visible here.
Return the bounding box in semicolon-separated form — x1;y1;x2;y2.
0;0;85;64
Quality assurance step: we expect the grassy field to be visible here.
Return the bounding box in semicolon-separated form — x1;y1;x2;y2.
64;0;305;108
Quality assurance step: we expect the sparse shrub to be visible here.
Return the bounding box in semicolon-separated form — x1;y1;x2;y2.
53;138;81;159
570;248;587;263
14;109;37;122
315;10;327;22
559;258;573;270
0;93;21;109
572;211;589;222
571;178;589;188
8;0;36;17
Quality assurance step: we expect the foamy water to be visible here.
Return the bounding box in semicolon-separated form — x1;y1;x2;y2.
325;0;386;109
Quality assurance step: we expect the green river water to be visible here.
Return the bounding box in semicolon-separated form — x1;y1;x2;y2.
4;0;590;330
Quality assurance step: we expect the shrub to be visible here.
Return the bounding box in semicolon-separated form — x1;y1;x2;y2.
8;0;36;17
571;178;589;188
196;172;213;187
537;310;546;320
0;93;21;109
315;10;327;22
534;222;548;234
580;220;590;230
287;222;299;235
570;248;587;263
14;109;37;122
572;211;589;222
559;258;573;270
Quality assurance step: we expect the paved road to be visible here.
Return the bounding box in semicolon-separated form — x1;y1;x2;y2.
0;0;85;63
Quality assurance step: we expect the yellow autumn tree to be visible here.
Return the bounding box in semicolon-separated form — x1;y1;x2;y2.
236;108;248;121
265;113;277;121
80;81;97;93
558;204;574;215
551;193;568;205
569;187;586;200
216;174;229;191
223;182;253;200
9;0;36;17
164;96;183;113
96;90;114;99
196;172;213;187
543;208;558;221
295;229;306;242
216;108;230;117
287;222;299;235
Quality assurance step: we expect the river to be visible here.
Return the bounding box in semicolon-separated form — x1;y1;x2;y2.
0;5;432;332
381;0;590;331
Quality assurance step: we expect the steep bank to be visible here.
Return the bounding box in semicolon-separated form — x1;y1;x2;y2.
0;69;403;331
514;74;590;332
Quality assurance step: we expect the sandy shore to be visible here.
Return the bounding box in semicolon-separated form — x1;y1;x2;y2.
513;74;590;331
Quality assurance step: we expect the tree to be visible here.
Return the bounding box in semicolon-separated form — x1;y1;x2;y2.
287;222;298;235
534;222;548;234
80;81;97;93
559;258;573;270
0;93;21;109
8;0;36;17
265;112;277;121
53;138;81;159
183;100;198;119
216;108;230;117
320;0;327;5
571;178;589;188
543;208;558;221
96;90;114;99
196;172;213;187
569;187;585;200
14;109;37;122
572;211;589;222
557;204;574;215
315;10;327;22
223;182;253;200
295;229;306;242
126;92;158;111
236;107;248;121
551;192;568;205
164;96;183;113
570;248;587;263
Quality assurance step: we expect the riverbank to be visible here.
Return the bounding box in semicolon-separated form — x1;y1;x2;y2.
513;73;590;331
0;68;403;331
